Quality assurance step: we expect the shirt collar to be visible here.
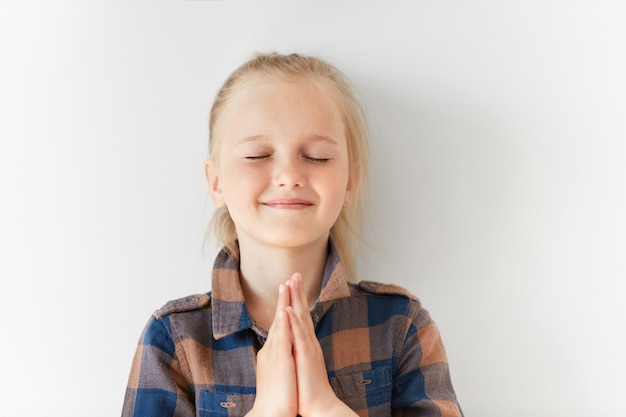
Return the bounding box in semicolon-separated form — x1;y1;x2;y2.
211;238;351;339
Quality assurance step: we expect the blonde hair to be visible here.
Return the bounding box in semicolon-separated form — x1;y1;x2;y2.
207;52;370;281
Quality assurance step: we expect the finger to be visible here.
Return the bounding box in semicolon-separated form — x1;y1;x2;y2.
275;309;293;347
267;284;291;341
296;273;310;314
266;308;293;349
273;283;290;321
287;273;308;317
288;274;316;338
285;306;307;342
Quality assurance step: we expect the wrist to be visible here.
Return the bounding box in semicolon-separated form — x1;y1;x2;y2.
247;405;294;417
305;397;358;417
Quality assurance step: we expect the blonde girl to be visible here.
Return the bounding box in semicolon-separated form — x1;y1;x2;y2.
122;53;463;417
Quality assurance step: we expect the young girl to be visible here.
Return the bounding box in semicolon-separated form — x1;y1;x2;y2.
122;53;463;417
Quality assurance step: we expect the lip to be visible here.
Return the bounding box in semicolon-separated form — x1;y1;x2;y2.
262;198;314;209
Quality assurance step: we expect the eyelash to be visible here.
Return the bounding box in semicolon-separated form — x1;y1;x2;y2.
304;156;330;164
244;155;330;164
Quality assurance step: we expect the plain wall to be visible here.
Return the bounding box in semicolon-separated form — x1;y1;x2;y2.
1;1;624;416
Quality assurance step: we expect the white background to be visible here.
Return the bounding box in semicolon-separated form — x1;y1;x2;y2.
1;1;625;416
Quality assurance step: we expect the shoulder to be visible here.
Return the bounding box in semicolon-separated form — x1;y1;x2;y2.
153;293;212;320
352;281;432;325
354;280;417;301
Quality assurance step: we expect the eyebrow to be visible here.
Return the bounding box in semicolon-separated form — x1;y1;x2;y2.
307;134;339;146
234;134;339;146
234;135;267;146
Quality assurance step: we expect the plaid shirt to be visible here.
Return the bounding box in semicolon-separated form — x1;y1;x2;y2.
122;242;463;417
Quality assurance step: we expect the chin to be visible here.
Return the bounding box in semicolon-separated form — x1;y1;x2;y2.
261;233;329;250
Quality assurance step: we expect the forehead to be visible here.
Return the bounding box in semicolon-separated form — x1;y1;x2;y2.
213;78;346;149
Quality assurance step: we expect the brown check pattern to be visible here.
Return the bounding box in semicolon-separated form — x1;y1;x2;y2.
122;241;463;417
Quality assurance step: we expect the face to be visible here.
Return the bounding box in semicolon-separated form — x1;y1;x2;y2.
206;79;352;252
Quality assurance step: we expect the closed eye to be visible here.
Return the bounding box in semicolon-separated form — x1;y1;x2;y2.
245;155;271;161
304;156;330;164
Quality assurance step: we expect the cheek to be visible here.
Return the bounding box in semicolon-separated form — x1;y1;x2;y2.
324;170;351;207
221;165;266;201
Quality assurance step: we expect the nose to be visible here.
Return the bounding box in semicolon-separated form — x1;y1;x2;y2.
272;156;306;189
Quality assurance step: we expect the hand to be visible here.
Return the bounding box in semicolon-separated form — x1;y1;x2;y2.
286;274;356;417
249;284;297;417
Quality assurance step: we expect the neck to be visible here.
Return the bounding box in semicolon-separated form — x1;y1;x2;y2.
237;236;329;329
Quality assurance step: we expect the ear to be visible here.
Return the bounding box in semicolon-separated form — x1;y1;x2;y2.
343;175;354;208
204;159;225;208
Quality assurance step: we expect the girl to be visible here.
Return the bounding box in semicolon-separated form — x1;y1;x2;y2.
122;53;463;417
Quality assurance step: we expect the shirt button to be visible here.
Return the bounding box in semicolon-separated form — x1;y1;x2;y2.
311;312;319;323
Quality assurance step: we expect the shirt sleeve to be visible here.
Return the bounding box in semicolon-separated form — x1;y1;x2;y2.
121;315;196;417
391;300;463;417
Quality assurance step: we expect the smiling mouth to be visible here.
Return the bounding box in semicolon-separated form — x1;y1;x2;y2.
262;199;314;209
